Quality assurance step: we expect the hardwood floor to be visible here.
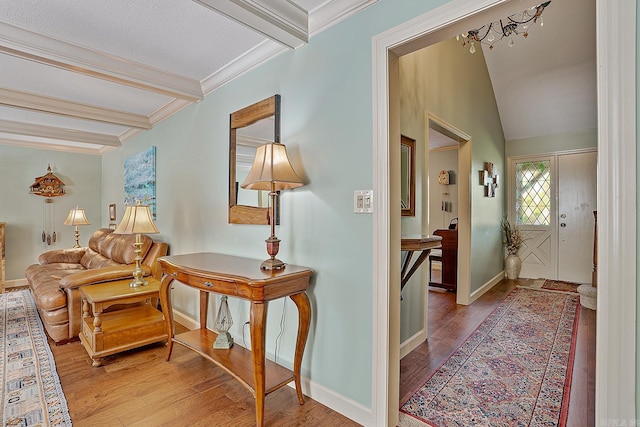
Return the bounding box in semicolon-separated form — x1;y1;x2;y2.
400;277;596;427
49;323;359;427
47;277;594;426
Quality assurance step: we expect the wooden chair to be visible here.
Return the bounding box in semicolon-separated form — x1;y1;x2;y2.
429;229;458;292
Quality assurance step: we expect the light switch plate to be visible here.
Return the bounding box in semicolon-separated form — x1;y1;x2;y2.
354;190;373;213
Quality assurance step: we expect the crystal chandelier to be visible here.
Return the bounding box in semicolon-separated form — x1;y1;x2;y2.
457;1;551;53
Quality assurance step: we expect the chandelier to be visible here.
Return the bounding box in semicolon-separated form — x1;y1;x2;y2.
457;1;551;53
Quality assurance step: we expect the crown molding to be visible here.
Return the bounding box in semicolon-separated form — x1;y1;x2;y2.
0;22;204;102
0;87;152;129
193;0;308;49
0;119;121;147
201;39;286;95
0;134;103;155
309;0;379;36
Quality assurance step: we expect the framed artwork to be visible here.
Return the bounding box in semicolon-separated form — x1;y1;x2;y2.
109;204;116;221
124;146;156;218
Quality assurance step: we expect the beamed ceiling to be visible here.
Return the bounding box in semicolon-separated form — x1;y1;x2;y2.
0;0;595;155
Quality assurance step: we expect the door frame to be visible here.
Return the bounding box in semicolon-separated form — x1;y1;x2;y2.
427;113;471;305
371;1;636;425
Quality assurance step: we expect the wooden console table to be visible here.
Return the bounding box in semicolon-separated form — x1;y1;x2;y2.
401;234;442;292
158;253;313;427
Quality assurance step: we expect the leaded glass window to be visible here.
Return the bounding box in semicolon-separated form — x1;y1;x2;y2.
515;160;551;225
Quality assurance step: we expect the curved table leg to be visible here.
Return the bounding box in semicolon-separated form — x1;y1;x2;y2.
289;292;311;405
159;274;175;361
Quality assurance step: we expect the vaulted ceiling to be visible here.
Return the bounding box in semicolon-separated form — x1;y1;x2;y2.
0;0;595;155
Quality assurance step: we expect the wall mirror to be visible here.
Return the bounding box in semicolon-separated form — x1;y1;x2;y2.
401;135;416;216
229;95;280;224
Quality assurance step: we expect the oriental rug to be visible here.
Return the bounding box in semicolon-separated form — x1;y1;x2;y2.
400;287;579;427
1;290;72;426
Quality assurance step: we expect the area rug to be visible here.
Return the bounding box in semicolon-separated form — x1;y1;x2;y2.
400;287;579;427
1;290;72;426
518;279;580;294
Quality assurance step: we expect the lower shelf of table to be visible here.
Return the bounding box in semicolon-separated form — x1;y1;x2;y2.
172;328;296;396
81;305;168;360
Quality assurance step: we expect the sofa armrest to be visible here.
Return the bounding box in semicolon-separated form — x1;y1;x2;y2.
38;248;86;265
59;265;152;289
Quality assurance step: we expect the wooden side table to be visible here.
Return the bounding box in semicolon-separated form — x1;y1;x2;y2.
158;253;313;427
401;234;442;292
79;278;168;367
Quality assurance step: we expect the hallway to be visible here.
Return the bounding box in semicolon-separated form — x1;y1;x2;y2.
400;278;596;426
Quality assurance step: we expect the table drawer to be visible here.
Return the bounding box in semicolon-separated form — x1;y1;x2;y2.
186;275;239;294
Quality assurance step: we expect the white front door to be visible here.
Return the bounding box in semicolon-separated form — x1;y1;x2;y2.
509;151;596;282
557;152;597;283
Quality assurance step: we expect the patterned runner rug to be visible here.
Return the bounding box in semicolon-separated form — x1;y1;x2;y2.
1;290;72;426
400;287;579;427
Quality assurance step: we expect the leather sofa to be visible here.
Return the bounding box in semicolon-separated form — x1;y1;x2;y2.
26;228;168;343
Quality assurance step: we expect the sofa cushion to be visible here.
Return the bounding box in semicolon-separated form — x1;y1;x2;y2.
108;233;152;265
88;228;114;252
81;249;120;270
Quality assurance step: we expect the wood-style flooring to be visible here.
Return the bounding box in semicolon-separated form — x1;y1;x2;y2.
46;276;595;426
400;277;596;427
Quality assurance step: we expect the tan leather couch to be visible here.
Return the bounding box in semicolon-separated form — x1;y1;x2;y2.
26;228;168;343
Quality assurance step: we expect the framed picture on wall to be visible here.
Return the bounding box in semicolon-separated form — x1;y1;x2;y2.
109;204;116;221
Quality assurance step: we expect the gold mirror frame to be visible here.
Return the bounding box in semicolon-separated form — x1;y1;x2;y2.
401;135;416;217
229;95;281;224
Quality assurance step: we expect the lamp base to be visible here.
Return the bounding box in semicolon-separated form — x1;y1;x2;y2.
260;257;286;270
213;331;234;349
129;277;148;288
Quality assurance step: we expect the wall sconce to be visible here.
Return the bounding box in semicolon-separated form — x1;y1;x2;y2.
63;206;90;248
480;162;499;197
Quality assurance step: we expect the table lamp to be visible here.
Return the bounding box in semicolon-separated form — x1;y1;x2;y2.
241;142;303;270
63;206;90;248
113;201;159;287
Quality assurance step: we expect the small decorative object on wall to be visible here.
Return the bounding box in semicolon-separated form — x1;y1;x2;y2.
480;162;499;197
108;204;117;229
400;135;415;216
30;164;65;246
124;146;156;219
63;206;90;248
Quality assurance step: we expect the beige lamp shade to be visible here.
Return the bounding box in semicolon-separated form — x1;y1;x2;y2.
241;143;303;191
113;203;159;235
63;207;90;226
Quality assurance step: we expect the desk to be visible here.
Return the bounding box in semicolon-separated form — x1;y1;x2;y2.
158;253;313;427
401;235;442;292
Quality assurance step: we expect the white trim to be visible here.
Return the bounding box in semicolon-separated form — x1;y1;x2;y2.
309;0;379;36
193;0;308;49
0;88;152;129
595;0;636;421
0;22;203;102
400;328;426;359
0;136;103;155
5;278;27;289
0;119;121;147
468;270;504;303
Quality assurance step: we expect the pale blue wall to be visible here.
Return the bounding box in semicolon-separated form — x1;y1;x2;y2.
100;0;451;408
0;146;101;280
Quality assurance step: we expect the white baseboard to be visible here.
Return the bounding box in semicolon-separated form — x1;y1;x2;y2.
400;327;426;359
469;271;504;303
171;308;372;425
5;278;27;289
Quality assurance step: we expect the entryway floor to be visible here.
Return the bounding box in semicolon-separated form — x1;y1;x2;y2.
399;277;595;427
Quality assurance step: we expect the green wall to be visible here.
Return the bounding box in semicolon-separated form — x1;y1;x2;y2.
506;129;597;157
0;146;101;281
398;37;506;340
